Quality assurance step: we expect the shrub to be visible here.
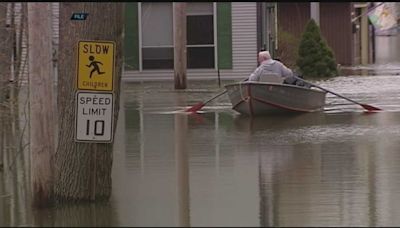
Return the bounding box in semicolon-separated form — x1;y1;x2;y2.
296;19;338;78
275;27;300;69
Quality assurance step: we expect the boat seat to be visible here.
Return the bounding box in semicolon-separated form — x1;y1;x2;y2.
259;73;284;83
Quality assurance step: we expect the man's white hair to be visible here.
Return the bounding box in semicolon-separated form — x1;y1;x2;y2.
259;50;271;60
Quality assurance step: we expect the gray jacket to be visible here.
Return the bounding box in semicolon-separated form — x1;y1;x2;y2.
248;59;293;81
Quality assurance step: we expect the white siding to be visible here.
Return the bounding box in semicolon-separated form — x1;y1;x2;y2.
230;2;257;75
123;2;258;82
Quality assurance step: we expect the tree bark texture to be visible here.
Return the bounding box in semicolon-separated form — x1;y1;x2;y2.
32;202;119;226
14;3;27;83
55;3;124;202
0;3;11;167
27;3;56;207
0;3;12;102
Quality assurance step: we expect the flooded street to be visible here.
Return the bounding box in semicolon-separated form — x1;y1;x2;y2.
2;35;400;226
111;74;400;227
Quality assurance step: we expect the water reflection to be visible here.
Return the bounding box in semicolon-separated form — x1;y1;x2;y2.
32;202;119;227
112;84;400;226
0;83;31;227
234;111;400;226
174;113;190;227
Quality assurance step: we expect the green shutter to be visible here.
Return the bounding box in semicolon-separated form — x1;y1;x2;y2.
124;3;139;70
217;2;232;69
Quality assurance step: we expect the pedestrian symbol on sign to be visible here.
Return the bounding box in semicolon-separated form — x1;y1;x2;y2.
86;56;105;78
77;40;115;91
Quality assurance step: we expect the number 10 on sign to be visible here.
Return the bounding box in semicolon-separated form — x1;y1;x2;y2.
75;92;114;143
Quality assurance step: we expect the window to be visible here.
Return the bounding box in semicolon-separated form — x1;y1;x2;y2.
187;3;215;69
141;3;173;69
140;2;215;70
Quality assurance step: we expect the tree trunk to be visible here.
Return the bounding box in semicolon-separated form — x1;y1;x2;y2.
13;3;27;83
55;3;124;202
0;3;12;102
0;3;11;169
27;3;56;208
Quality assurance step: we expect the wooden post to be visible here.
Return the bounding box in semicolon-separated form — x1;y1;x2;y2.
173;2;187;90
27;2;56;208
360;6;369;65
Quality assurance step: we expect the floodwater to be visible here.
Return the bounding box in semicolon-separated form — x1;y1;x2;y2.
1;35;400;226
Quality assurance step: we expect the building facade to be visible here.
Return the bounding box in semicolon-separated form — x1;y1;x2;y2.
21;2;382;83
277;2;355;66
123;2;259;81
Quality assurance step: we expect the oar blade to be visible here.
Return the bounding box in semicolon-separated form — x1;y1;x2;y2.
361;103;382;112
185;102;205;112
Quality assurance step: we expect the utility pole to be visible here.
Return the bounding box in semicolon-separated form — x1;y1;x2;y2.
27;2;56;208
173;2;187;89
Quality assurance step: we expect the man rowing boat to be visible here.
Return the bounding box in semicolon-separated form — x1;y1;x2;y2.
248;50;309;87
248;50;293;82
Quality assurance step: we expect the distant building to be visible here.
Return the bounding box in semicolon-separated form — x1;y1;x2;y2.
123;2;259;81
352;2;374;65
17;2;383;83
276;2;397;67
276;2;368;67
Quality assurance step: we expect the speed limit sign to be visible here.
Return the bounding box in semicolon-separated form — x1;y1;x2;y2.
75;91;114;143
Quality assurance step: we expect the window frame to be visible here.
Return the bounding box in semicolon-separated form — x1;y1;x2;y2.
138;2;218;71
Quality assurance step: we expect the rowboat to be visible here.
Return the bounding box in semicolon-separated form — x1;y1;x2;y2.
224;76;327;116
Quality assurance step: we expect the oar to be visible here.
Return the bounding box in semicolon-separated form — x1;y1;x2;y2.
186;78;248;112
294;76;382;112
185;90;228;112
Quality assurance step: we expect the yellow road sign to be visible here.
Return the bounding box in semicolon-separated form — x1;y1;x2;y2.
77;40;115;91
